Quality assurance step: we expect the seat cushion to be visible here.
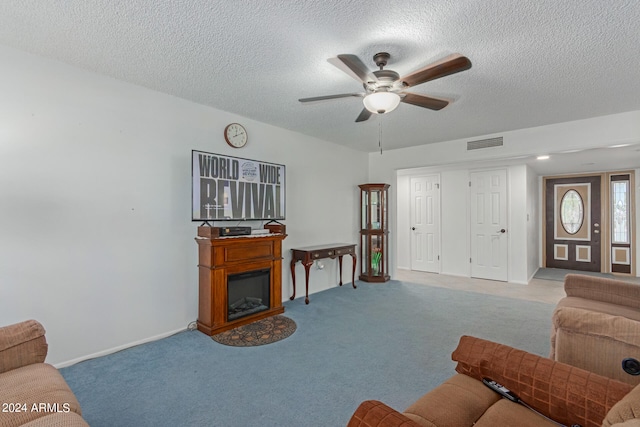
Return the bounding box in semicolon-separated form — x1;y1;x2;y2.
0;363;81;427
402;374;500;427
21;412;89;427
473;399;558;427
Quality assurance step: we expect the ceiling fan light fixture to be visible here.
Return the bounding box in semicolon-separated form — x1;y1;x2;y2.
363;92;401;114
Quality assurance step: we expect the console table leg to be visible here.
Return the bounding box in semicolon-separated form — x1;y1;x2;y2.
303;261;313;304
338;255;344;286
351;254;357;288
289;259;297;301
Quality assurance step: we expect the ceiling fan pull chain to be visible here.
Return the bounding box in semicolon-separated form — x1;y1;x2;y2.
378;115;383;155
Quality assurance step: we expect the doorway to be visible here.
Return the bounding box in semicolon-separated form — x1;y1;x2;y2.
543;172;635;275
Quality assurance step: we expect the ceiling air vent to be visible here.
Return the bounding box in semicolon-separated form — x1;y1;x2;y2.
467;137;503;151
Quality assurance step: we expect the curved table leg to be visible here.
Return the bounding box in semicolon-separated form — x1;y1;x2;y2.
303;260;313;304
289;259;297;300
338;255;344;286
351;254;357;288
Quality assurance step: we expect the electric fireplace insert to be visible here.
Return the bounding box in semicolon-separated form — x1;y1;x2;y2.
227;269;270;321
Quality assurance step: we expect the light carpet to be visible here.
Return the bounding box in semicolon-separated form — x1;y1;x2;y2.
60;280;555;427
534;268;640;283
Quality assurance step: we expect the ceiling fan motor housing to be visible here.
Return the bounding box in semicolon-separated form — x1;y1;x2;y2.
365;70;400;92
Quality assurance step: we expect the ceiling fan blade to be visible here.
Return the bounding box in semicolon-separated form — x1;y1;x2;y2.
401;93;450;110
355;108;372;122
299;93;364;103
400;54;472;88
328;54;377;84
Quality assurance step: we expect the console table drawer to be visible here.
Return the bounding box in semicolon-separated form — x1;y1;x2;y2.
335;247;353;255
312;249;335;259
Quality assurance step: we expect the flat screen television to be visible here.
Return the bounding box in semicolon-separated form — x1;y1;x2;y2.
192;150;285;221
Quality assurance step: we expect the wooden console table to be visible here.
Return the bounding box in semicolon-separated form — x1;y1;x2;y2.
290;243;357;304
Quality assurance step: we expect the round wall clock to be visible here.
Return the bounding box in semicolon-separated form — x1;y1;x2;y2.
224;123;248;148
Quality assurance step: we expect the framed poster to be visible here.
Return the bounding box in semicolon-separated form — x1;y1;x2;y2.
192;150;285;221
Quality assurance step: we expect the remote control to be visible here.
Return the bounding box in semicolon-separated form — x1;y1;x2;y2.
482;378;520;403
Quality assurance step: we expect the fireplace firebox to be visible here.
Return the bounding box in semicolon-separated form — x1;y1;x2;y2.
228;269;270;321
195;231;286;335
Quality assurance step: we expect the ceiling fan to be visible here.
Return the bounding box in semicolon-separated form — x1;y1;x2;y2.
299;52;472;122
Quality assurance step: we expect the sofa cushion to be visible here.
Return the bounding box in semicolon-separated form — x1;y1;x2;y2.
451;335;633;427
472;399;558;427
0;363;81;427
402;373;500;427
348;400;420;427
610;422;640;427
21;412;89;427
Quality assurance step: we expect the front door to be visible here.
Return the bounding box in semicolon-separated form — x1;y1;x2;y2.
410;175;440;273
470;169;508;281
544;175;602;272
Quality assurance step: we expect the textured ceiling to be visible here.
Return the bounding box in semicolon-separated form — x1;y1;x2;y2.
1;0;640;154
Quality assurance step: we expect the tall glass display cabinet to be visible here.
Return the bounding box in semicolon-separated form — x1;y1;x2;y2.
359;183;390;282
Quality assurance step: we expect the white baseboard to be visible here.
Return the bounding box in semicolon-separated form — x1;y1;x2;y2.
54;327;187;369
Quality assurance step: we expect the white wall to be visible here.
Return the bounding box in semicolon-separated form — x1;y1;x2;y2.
0;45;368;366
370;110;640;280
396;174;411;270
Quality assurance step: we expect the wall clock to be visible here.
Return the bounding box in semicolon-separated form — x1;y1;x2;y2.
224;123;248;148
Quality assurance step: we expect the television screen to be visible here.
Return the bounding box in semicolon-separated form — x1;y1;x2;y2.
192;150;285;221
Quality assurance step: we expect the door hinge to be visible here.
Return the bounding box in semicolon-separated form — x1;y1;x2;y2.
470;257;472;263
437;255;440;260
436;183;440;189
469;181;472;187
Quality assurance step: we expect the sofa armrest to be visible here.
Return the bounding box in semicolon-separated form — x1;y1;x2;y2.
564;274;640;309
0;319;48;374
452;335;633;427
347;401;421;427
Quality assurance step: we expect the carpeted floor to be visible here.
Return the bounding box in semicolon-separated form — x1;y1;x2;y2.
60;280;555;427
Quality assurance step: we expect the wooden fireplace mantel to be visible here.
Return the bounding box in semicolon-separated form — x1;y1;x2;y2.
195;232;287;335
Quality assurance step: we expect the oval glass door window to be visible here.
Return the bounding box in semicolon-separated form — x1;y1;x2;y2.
560;190;584;234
